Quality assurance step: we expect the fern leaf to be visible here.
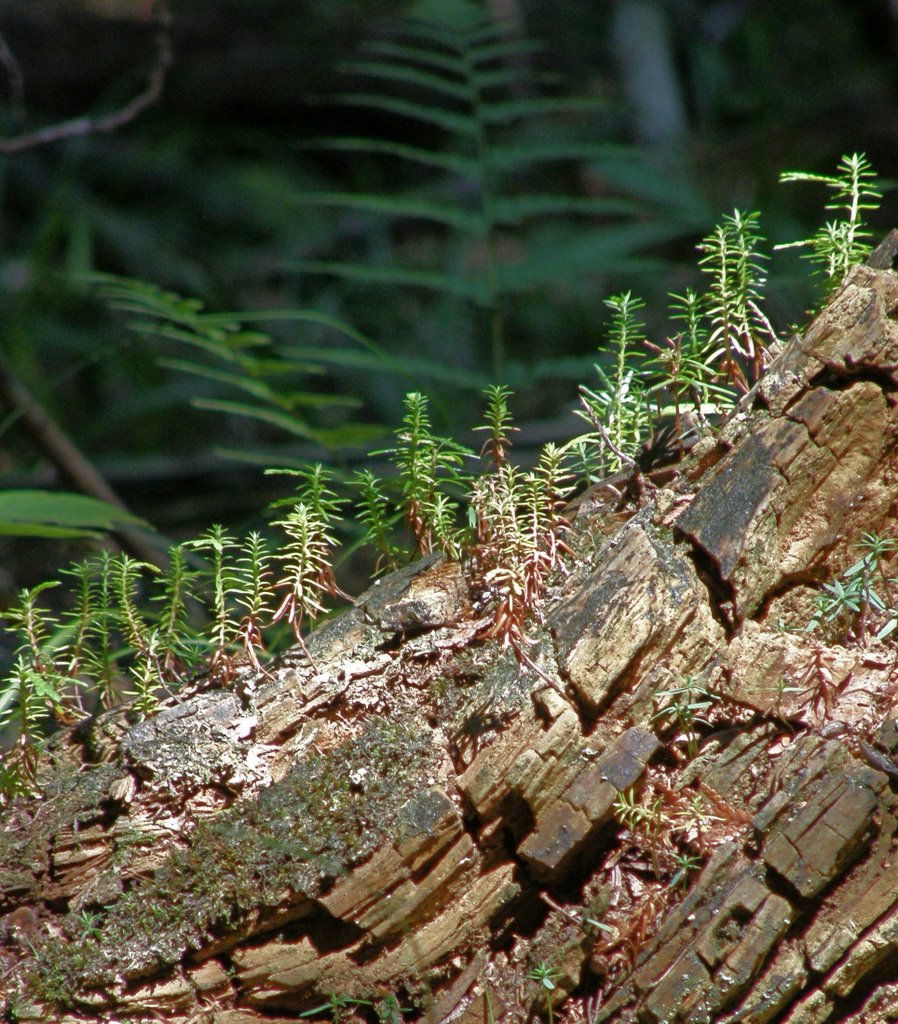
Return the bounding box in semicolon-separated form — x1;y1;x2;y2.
192;399;320;442
302;137;478;178
327;93;477;137
341;59;470;103
291;191;485;234
125;322;262;362
480;95;609;127
358;39;466;78
294;345;489;390
486;140;620;172
164;360;362;412
286;260;490;304
158;360;288;405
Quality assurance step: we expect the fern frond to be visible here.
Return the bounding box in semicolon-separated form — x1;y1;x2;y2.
292;191;486;233
326;93;478;137
341;59;470;102
303;8;655;381
304;137;478;178
357;39;466;78
288;261;491;304
479;95;608;126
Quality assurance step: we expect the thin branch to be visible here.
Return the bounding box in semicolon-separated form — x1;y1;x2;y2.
576;389;637;469
747;299;779;349
0;353;167;568
0;30;25;131
0;1;172;155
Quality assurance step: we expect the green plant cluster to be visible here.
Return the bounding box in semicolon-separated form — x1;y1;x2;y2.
807;531;898;643
0;152;886;800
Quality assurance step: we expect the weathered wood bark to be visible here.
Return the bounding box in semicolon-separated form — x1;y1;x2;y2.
5;259;898;1023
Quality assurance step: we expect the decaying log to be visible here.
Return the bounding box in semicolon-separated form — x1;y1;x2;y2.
4;262;898;1023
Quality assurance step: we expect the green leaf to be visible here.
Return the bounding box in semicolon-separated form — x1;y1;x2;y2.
228;309;384;357
0;491;148;539
290;345;489;390
292;191;485;233
159;359;290;406
326;93;477;137
285;260;491;304
486;141;621;172
480;95;608;126
302;138;479;179
341;59;470;103
191;399;320;442
159;360;360;411
358;39;466;78
126;322;261;364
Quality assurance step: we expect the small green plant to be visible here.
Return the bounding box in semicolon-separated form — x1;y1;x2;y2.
72;911;104;944
470;418;573;666
186;526;241;675
352;468;403;574
299;991;374;1023
270;504;341;649
777;153;882;285
383;391;473;557
645;287;736;432
808;532;898;643
698;208;769;391
651;678;721;760
668;850;703;891
577;291;651;476
527;961;560;1024
612;785;668;878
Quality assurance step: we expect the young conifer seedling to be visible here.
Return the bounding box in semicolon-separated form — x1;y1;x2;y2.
777;152;882;285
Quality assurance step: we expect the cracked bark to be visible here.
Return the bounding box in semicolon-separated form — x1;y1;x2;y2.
4;263;898;1023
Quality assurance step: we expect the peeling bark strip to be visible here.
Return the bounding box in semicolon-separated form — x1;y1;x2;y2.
4;264;898;1022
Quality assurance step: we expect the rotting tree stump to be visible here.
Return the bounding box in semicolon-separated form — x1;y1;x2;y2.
5;259;898;1023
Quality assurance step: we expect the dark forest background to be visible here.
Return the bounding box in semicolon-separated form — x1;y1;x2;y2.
1;0;897;599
